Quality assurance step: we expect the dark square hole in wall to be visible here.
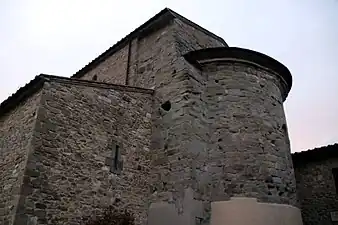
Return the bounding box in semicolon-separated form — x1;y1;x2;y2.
332;168;338;194
161;101;171;111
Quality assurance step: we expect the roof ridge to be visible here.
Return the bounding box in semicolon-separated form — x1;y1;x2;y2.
71;8;227;79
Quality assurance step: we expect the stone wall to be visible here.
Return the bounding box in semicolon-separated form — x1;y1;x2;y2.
147;54;298;225
73;17;228;223
0;9;303;225
128;21;176;89
142;18;226;224
80;44;129;85
128;18;226;89
2;16;228;225
77;18;226;90
203;62;297;206
14;80;153;225
173;18;225;55
294;155;338;225
0;91;42;225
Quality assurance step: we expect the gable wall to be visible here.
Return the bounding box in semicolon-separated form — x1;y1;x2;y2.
79;44;129;85
76;18;226;90
14;80;153;225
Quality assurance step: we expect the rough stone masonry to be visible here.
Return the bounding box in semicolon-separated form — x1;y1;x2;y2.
0;7;308;225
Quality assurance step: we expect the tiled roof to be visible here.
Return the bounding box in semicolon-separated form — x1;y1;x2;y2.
292;143;338;164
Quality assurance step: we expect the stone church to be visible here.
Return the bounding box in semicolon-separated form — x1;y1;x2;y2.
0;8;337;225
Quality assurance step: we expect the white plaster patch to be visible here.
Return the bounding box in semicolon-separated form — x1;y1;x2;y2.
210;197;303;225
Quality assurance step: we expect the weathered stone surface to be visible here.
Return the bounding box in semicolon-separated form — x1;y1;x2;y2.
13;80;153;225
0;91;41;225
294;156;338;225
78;17;226;90
0;9;301;225
202;62;297;206
80;44;129;85
76;17;226;224
173;18;225;55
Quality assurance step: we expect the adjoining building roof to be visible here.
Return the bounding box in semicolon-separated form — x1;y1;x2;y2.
71;8;228;79
292;143;338;164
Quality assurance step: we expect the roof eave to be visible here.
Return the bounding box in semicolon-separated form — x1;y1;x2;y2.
0;75;46;116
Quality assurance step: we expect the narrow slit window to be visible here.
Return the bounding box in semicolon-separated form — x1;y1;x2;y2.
105;141;123;175
113;145;120;171
333;168;338;194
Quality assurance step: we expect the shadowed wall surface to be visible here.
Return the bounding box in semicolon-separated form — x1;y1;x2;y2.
0;91;42;225
293;144;338;225
14;79;153;225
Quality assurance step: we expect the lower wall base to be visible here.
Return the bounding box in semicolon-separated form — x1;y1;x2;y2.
210;197;303;225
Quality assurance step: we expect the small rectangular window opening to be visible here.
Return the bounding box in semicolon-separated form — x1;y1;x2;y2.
332;168;338;194
114;145;120;171
104;141;122;175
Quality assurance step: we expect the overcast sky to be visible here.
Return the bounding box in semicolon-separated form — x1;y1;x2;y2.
1;0;337;152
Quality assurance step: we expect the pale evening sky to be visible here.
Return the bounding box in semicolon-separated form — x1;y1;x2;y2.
0;0;337;152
